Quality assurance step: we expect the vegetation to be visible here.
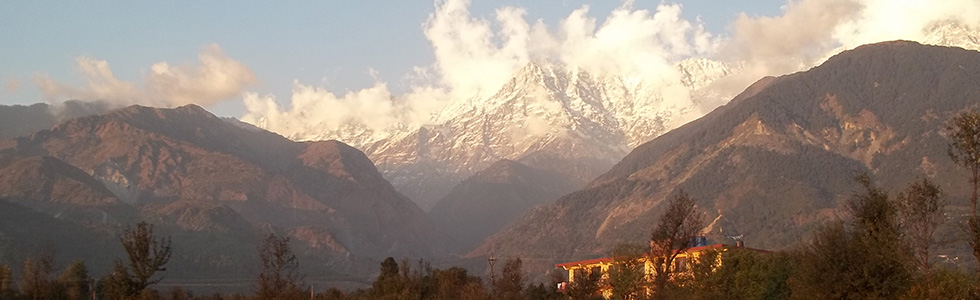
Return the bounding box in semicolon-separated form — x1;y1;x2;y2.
7;112;980;300
649;190;704;300
565;267;602;300
790;174;913;299
254;234;303;300
946;110;980;275
58;260;91;300
604;243;648;300
898;178;946;298
99;221;173;299
0;179;971;300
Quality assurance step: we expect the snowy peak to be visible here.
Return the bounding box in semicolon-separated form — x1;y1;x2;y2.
678;57;737;91
923;22;980;51
365;57;736;208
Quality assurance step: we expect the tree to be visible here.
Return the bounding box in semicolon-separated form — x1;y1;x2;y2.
430;266;485;300
57;260;91;300
371;257;406;299
897;178;946;299
20;252;56;300
947;110;980;216
524;282;561;300
649;190;704;299
946;110;980;274
96;262;129;300
109;221;172;299
0;263;15;299
495;258;526;300
605;243;648;300
847;174;912;298
565;267;602;300
791;174;912;299
694;249;791;300
255;233;303;300
685;248;720;290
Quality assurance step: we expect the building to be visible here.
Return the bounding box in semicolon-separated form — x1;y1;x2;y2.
554;241;767;298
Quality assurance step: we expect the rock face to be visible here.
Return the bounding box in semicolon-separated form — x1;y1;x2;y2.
0;104;445;279
427;159;582;253
472;41;980;273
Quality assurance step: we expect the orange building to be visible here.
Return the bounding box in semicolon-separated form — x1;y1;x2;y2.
555;243;767;298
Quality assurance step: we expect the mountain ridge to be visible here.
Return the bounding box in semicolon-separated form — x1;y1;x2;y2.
470;40;980;277
0;103;445;279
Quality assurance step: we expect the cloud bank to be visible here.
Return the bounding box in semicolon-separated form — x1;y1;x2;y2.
242;0;980;144
36;44;257;108
33;0;980;143
242;0;718;141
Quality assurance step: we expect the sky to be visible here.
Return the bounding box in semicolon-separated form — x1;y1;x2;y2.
0;1;784;116
2;0;979;137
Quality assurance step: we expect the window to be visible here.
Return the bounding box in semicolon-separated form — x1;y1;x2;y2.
674;257;688;272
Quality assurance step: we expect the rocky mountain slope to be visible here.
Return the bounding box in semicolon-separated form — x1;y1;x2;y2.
472;41;980;273
0;104;445;280
427;159;582;253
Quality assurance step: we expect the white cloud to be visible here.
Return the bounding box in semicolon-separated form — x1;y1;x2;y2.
35;44;257;108
244;0;980;144
245;0;716;142
834;0;980;49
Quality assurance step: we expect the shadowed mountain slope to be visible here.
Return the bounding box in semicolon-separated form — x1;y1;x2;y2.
428;159;582;253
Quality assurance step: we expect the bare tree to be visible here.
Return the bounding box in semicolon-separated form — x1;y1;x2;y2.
649;190;704;299
255;233;302;300
946;110;980;275
897;178;946;300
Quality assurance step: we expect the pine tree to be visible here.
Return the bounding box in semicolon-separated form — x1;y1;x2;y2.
57;260;91;300
495;258;526;300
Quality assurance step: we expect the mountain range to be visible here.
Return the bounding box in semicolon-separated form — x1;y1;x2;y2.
2;24;980;290
471;40;980;277
247;23;980;216
0;104;445;282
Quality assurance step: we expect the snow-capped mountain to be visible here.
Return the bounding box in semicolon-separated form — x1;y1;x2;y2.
250;24;979;210
361;59;735;209
923;22;980;50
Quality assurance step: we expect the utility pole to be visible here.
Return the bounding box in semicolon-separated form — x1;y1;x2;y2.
488;252;497;299
310;284;314;300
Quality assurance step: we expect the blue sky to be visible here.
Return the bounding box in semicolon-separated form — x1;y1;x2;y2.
0;1;785;116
